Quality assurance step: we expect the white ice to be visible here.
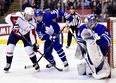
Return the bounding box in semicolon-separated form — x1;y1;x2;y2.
0;44;116;83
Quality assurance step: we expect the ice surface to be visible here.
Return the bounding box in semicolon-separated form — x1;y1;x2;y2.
0;44;116;83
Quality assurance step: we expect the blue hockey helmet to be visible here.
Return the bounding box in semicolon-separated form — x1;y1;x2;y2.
84;14;96;24
34;9;43;17
84;14;96;29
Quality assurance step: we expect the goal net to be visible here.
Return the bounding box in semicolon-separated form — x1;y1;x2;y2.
107;17;116;77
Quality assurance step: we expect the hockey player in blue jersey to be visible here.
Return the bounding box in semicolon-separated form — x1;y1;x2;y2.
75;14;111;79
34;9;73;70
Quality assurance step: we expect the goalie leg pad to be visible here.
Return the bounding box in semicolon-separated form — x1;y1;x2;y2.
86;63;95;76
77;62;86;75
75;43;87;60
95;58;110;79
86;40;104;67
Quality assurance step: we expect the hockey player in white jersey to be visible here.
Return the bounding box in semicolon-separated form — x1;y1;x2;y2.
4;7;40;72
75;14;111;79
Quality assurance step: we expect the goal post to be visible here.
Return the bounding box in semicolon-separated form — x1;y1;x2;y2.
107;17;116;68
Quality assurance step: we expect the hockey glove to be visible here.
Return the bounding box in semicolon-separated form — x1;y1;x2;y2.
81;29;100;40
81;29;93;40
12;24;20;33
33;44;39;52
49;35;56;42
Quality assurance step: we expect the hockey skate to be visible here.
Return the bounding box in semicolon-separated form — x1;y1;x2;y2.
66;45;69;48
34;63;40;71
4;63;11;72
63;61;69;71
46;63;56;68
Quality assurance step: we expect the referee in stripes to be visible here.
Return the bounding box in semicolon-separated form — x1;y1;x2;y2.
66;6;81;48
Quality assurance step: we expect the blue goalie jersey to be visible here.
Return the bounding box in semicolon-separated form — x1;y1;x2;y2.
78;23;111;56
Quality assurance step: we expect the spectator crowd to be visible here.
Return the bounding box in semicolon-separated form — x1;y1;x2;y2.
1;0;116;22
0;0;14;16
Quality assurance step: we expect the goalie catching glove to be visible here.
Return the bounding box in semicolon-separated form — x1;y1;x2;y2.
81;28;100;41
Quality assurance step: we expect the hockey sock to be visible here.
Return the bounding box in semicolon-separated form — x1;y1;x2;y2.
57;49;67;62
30;55;40;70
6;56;13;64
48;58;56;65
30;55;37;64
4;56;13;71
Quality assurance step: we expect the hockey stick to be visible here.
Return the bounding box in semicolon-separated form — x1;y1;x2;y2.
68;28;78;42
19;25;66;71
69;28;109;79
18;32;63;71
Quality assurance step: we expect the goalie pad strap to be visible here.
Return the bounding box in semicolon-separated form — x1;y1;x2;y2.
96;60;104;73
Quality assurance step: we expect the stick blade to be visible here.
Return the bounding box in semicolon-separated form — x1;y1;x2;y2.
24;65;34;69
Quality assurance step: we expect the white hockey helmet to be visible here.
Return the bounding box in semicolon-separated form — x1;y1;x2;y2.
24;7;34;15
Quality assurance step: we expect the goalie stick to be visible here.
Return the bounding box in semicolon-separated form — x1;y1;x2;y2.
19;24;67;71
69;28;109;79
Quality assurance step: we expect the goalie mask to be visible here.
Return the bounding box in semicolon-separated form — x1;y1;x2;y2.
84;14;96;29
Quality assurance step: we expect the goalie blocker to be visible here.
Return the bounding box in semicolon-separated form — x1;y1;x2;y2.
75;14;111;79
